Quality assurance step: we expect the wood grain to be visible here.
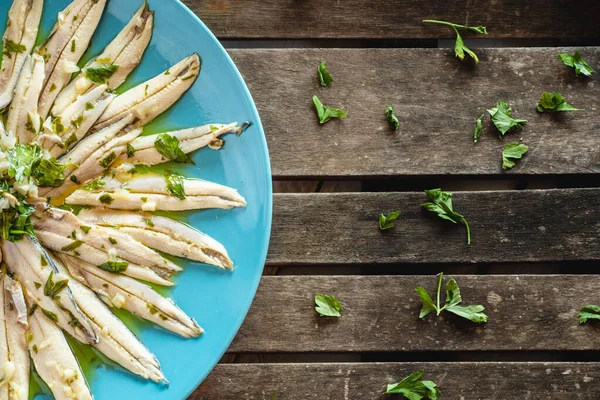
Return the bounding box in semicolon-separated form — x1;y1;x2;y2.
267;189;600;265
229;47;600;178
183;0;600;40
195;362;600;399
229;275;600;352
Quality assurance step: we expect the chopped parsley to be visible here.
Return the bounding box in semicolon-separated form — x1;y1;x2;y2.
98;260;129;273
164;170;186;200
385;105;399;130
154;133;191;163
83;178;105;191
379;211;401;231
61;240;83;252
85;64;120;84
317;61;333;86
502;142;528;170
44;271;69;299
99;194;114;205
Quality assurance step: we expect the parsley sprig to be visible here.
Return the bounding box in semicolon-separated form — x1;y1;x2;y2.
379;211;401;231
557;51;595;77
536;92;580;113
416;273;488;324
423;20;487;64
384;370;441;399
579;305;600;324
317;61;333;87
312;95;347;124
385;105;399;130
487;99;527;137
502;142;528;170
422;189;471;245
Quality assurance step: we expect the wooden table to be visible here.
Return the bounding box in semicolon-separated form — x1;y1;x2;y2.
182;1;600;398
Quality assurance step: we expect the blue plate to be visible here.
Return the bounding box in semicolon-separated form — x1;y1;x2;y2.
0;0;271;398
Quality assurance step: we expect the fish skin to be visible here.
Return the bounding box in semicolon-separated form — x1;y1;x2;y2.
41;84;115;158
0;0;44;110
93;54;200;131
0;273;29;400
50;255;167;383
5;54;45;144
78;208;233;269
59;253;202;338
52;2;154;115
2;236;99;345
118;122;246;166
66;171;247;211
36;0;108;119
32;204;180;286
27;307;93;400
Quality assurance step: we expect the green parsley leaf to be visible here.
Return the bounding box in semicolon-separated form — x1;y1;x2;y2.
317;61;333;87
126;143;135;158
85;65;120;84
32;159;67;187
473;112;484;143
0;193;35;242
536;91;580;112
487;99;527;137
41;308;59;323
415;273;488;324
142;218;154;227
108;236;117;244
44;271;69;299
3;39;26;57
99;194;113;205
80;226;92;234
579;305;600;324
98;260;129;273
423;20;487;64
83;178;105;191
99;152;117;168
384;370;441;399
557;51;595;77
312;95;347;124
422;189;471;244
379;210;401;231
154;133;191;163
7;143;43;182
385;105;399;130
315;294;343;317
164;170;186;200
502;142;528;170
61;240;83;252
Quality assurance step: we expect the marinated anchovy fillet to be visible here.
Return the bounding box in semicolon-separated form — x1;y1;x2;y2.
0;273;29;400
67;171;247;211
6;54;45;144
119;122;248;165
52;2;154;115
28;303;92;400
36;0;107;119
79;208;233;269
59;253;202;338
93;54;201;131
51;257;166;383
33;204;180;286
2;236;99;345
41;84;115;158
0;0;44;109
39;117;141;199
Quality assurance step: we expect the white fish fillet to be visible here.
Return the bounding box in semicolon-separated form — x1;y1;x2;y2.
28;307;93;400
0;273;29;400
93;54;200;131
59;253;202;338
36;0;107;119
0;0;44;109
119;122;247;166
52;2;154;115
5;54;45;144
32;204;180;286
66;171;247;211
79;208;233;269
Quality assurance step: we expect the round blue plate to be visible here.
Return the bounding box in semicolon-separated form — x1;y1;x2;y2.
0;0;271;398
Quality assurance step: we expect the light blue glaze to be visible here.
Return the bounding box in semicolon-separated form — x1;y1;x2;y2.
0;0;272;398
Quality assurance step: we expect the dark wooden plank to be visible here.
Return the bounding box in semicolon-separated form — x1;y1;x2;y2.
228;275;600;352
184;0;600;40
229;47;600;178
195;362;600;399
267;189;600;265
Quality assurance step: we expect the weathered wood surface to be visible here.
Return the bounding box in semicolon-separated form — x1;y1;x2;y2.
228;47;600;178
267;189;600;265
229;275;600;352
184;0;600;40
195;362;600;399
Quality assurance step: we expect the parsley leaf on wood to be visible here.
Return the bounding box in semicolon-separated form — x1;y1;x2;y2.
384;370;441;399
154;133;192;163
536;92;580;112
557;51;595;77
416;273;488;324
85;64;120;84
379;211;401;231
312;95;347;124
315;294;343;317
386;105;399;130
579;305;600;324
473;112;484;143
318;61;333;87
423;20;487;64
487;99;527;137
422;189;471;245
502;142;528;170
